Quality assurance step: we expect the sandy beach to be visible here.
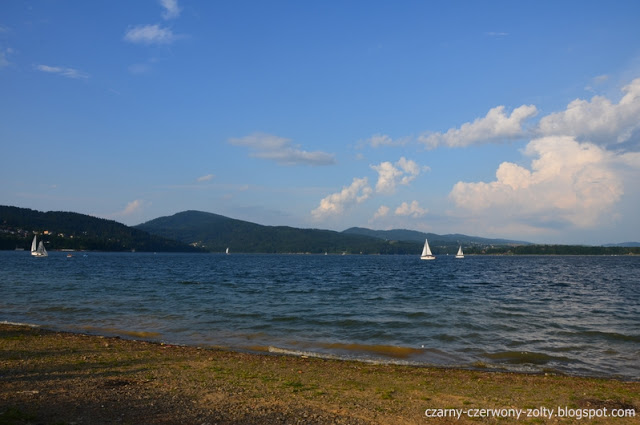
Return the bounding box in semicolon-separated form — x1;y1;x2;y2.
1;323;637;424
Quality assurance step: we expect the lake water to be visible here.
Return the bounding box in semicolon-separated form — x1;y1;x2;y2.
1;251;638;380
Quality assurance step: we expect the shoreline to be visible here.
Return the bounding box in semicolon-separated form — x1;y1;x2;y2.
6;321;635;383
2;323;638;424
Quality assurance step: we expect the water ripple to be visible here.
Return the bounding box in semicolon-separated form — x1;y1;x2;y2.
1;252;638;380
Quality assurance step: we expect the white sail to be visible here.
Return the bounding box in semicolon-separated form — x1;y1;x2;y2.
31;235;48;257
420;239;435;260
37;241;48;257
455;246;464;259
225;247;229;255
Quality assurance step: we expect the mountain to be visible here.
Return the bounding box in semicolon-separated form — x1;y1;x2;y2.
0;206;201;252
603;242;640;247
343;227;529;248
135;210;420;254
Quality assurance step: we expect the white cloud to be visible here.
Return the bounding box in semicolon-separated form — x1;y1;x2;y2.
419;104;538;149
197;174;214;182
35;64;88;79
121;199;146;216
367;134;393;147
229;132;336;166
311;177;372;220
449;136;625;231
159;0;181;20
124;24;178;45
371;162;403;194
537;78;640;146
312;157;425;221
372;205;390;220
395;200;428;218
371;157;422;193
363;133;410;148
593;74;609;84
105;200;150;224
585;74;610;92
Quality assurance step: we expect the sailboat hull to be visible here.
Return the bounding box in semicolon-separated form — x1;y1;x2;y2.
420;256;436;260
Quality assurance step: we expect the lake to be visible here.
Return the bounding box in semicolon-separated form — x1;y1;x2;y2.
1;251;638;380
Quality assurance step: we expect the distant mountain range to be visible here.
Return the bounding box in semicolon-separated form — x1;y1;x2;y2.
603;242;640;247
2;206;639;255
343;227;529;246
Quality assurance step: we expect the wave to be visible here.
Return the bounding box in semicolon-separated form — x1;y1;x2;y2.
0;320;40;328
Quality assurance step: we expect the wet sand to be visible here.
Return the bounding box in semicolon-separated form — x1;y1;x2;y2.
1;323;637;424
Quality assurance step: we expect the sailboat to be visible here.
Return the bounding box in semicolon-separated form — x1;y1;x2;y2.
31;235;48;257
225;247;229;255
455;246;464;259
420;239;435;260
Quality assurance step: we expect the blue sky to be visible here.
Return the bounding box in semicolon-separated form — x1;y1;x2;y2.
1;1;639;244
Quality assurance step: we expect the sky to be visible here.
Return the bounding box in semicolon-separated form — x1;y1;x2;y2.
1;1;640;245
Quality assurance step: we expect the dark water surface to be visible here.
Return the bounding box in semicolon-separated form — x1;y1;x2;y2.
1;251;638;380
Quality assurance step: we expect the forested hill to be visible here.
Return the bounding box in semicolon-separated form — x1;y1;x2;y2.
4;206;638;255
0;206;202;252
135;210;420;254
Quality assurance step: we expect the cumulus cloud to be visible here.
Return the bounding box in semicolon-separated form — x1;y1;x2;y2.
124;24;178;45
35;64;88;79
371;162;403;194
395;200;428;218
229;132;336;166
311;177;372;220
372;205;390;220
159;0;181;20
449;136;624;230
419;104;538;149
371;157;422;193
312;157;426;221
537;78;640;146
